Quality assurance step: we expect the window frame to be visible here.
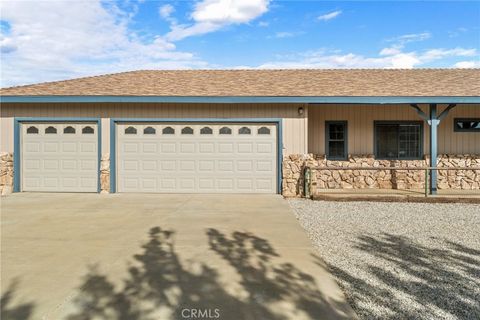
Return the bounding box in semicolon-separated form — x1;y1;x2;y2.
374;120;424;160
325;121;348;160
454;118;480;133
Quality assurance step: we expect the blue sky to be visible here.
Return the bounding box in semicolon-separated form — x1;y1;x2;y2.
1;0;479;87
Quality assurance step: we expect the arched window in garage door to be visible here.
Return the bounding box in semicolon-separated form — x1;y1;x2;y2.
27;126;39;134
162;127;175;134
64;126;76;134
143;127;156;135
219;127;232;135
82;126;95;134
45;126;57;134
125;126;137;134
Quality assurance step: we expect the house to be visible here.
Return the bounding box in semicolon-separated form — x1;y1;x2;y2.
1;69;479;196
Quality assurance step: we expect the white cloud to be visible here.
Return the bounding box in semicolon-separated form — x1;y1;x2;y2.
379;46;402;56
454;61;480;68
166;0;270;41
250;44;478;69
420;48;476;61
159;4;175;21
275;32;293;38
391;32;431;44
267;31;304;39
317;10;342;21
0;0;206;87
258;21;269;27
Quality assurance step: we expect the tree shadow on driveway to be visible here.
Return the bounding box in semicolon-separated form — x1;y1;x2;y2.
65;227;351;320
1;279;35;320
322;233;480;320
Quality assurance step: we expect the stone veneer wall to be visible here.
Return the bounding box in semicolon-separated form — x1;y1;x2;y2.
282;154;480;197
1;153;14;195
100;153;110;193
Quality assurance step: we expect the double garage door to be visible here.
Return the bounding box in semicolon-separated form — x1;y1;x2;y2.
116;123;278;193
19;122;278;194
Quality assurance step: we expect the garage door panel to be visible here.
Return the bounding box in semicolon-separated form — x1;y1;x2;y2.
199;143;215;153
62;160;77;170
44;142;59;153
117;123;277;193
142;143;158;153
21;122;98;192
80;142;96;153
161;143;176;153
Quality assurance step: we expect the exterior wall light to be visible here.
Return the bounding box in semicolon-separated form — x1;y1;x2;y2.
298;107;304;116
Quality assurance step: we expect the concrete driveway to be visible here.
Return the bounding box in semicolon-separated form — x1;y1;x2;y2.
1;193;355;320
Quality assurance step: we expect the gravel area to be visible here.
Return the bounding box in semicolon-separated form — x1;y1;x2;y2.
288;200;480;320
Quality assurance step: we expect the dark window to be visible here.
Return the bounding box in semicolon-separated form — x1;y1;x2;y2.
63;126;76;134
82;126;94;134
26;126;39;134
143;127;156;134
125;126;137;134
325;121;347;160
45;126;57;134
181;126;194;134
200;127;213;134
375;122;422;159
239;127;251;134
258;127;270;135
219;127;232;135
454;118;480;132
162;127;175;134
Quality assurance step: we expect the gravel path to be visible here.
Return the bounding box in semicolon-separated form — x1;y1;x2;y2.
288;200;480;320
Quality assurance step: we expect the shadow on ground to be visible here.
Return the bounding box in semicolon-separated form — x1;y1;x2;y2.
1;279;35;320
321;233;480;320
2;227;349;320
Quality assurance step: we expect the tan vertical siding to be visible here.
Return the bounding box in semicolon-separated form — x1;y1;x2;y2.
309;104;480;155
0;103;308;155
0;117;14;153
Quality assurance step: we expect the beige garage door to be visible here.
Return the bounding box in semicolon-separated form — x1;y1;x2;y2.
117;123;278;193
21;122;98;192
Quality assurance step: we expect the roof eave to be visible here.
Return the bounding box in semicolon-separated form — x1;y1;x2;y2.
1;95;479;104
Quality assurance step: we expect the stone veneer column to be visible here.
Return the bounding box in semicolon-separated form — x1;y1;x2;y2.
0;152;14;195
100;153;110;193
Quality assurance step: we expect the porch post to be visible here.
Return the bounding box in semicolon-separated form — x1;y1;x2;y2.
429;104;439;195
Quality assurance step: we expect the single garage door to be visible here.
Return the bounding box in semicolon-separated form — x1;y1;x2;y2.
117;123;278;193
21;122;98;192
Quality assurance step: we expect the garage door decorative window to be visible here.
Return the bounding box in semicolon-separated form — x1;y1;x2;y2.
181;127;194;134
219;127;232;134
27;126;39;134
162;127;175;134
82;126;94;134
143;127;156;135
239;127;251;134
64;126;76;134
200;127;213;134
125;126;137;134
258;127;270;135
45;126;57;134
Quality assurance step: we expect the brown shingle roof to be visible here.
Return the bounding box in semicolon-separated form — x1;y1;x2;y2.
1;69;479;96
